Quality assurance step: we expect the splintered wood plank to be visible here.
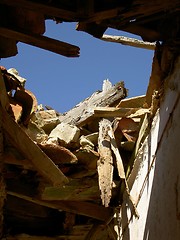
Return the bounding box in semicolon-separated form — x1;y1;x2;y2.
0;27;80;57
117;95;146;108
98;119;114;207
59;81;126;126
0;106;69;186
101;34;155;50
8;191;113;222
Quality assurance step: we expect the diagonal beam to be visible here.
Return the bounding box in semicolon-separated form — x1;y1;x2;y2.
0;27;80;57
0;105;69;186
8;191;113;222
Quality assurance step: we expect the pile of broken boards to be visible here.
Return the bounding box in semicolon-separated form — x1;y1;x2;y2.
1;70;150;239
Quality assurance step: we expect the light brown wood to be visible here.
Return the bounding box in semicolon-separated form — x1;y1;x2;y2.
98;119;114;207
59;81;126;127
101;34;156;50
0;106;69;186
0;27;80;57
94;107;139;118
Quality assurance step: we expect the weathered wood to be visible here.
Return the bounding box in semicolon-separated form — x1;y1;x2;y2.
0;106;69;186
0;0;78;21
59;81;126;126
7;234;86;240
0;69;10;111
0;100;5;239
101;34;156;50
7;224;93;240
41;178;100;201
108;127;126;179
0;69;8;237
7;191;113;222
117;95;146;108
0;27;80;57
145;43;162;107
4;151;34;170
98;119;114;207
94;107;139;118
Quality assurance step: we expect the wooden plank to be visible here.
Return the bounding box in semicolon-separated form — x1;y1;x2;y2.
117;95;146;108
0;0;78;21
0;106;69;186
101;34;156;50
59;81;126;127
0;83;6;239
7;191;113;222
0;69;10;111
94;107;139;118
0;27;80;57
98;119;114;207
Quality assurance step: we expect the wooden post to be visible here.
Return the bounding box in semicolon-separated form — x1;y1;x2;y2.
0;70;6;238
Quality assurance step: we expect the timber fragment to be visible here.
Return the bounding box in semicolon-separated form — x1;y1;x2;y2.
59;80;126;126
1;105;69;186
98;118;114;207
101;34;156;50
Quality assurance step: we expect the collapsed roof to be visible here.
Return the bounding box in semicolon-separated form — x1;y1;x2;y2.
0;0;179;57
0;1;180;239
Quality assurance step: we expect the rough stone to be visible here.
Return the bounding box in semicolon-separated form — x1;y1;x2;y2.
48;122;80;147
32;110;60;134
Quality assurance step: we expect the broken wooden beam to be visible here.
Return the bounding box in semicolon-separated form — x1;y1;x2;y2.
98;119;114;207
59;81;126;127
0;93;6;239
94;106;150;118
0;105;69;186
0;27;80;57
94;107;139;118
101;34;156;50
7;191;113;222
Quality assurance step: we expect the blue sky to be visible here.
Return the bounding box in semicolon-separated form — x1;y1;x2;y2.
1;21;154;113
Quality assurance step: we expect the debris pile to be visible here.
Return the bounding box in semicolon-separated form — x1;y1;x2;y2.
0;68;151;238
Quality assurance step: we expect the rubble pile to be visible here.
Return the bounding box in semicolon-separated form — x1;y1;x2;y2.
0;68;151;239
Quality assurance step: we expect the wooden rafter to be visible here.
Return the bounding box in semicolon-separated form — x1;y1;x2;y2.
8;191;113;222
0;27;80;57
0;105;69;186
0;0;78;21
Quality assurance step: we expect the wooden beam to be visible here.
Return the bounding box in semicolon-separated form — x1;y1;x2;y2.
0;0;78;21
7;191;113;222
101;34;156;50
98;119;114;207
0;27;80;57
84;8;123;23
0;105;69;186
59;81;126;127
0;70;6;238
94;107;139;118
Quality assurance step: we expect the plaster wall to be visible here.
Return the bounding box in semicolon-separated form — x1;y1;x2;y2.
117;57;180;240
